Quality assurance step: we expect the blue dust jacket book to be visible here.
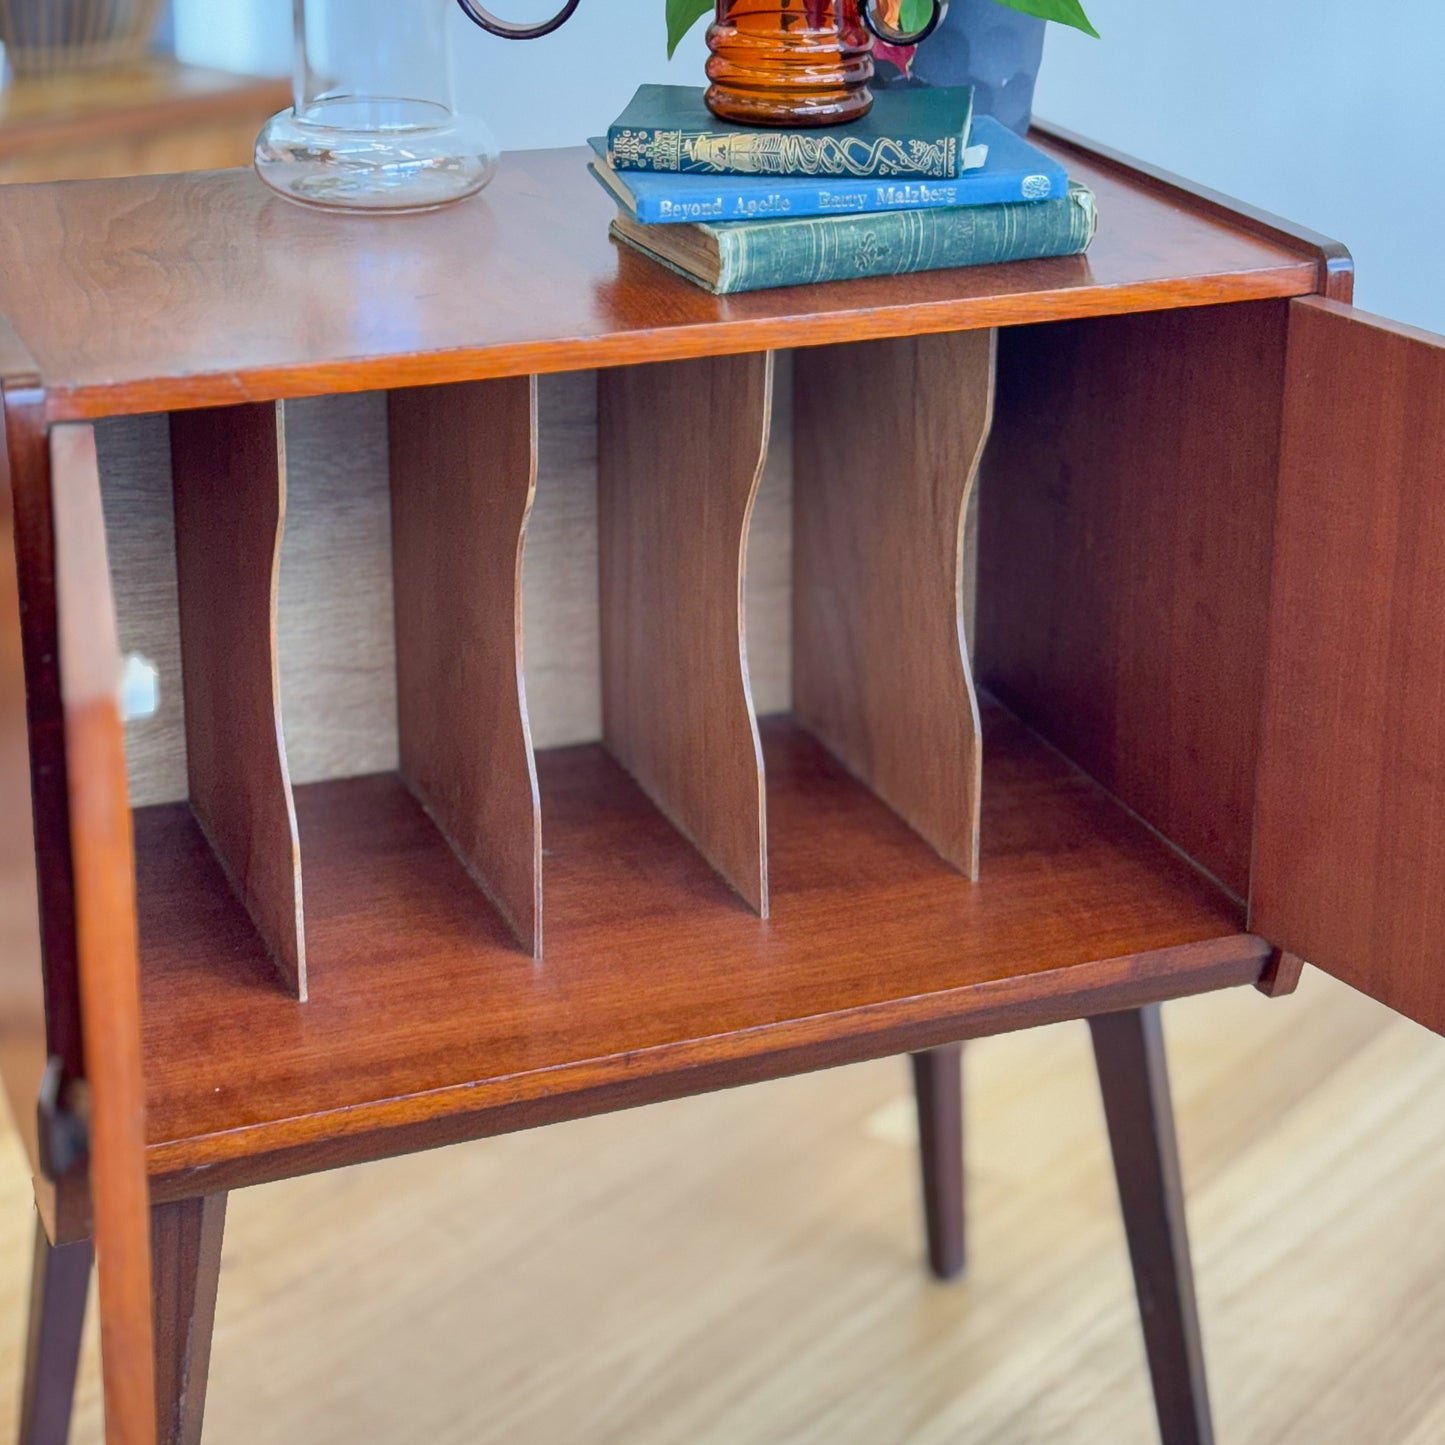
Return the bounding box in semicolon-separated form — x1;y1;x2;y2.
589;118;1067;226
608;182;1098;295
607;83;975;179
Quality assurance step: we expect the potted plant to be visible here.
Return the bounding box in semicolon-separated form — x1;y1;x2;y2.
667;0;1098;134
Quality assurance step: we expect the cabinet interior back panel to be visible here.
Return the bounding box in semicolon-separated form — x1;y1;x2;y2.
99;362;795;808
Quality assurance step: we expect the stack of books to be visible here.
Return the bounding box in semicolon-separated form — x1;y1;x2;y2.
591;84;1097;295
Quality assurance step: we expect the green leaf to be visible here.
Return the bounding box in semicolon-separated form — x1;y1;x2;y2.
667;0;714;58
990;0;1100;38
899;0;934;33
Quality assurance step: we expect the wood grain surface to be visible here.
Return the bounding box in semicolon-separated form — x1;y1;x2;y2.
95;415;185;808
0;51;284;249
94;369;797;808
4;380;84;1101
99;396;400;806
0;376;46;1186
50;424;156;1445
0;60;288;168
1090;1007;1213;1445
0;143;1328;423
127;701;1262;1195
978;302;1290;898
910;1045;965;1281
598;353;771;915
16;1221;91;1445
1032;121;1355;303
1255;949;1306;1000
150;1193;226;1445
277;395;400;786
170;404;305;997
0;967;1439;1445
794;331;993;877
1252;298;1445;1036
0;310;41;390
389;378;542;957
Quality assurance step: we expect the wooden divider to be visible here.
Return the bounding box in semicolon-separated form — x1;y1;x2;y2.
170;403;307;995
389;377;542;957
793;330;995;879
598;353;771;916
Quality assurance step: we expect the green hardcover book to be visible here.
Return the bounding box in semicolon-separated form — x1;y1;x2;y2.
607;84;974;180
608;182;1098;295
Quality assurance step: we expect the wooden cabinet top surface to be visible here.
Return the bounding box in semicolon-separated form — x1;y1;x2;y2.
0;59;289;158
0;128;1340;422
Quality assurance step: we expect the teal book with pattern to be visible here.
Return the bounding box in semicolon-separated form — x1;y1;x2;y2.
607;84;974;180
608;182;1098;295
589;120;1062;225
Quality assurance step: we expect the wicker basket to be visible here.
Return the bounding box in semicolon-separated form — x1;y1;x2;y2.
0;0;163;76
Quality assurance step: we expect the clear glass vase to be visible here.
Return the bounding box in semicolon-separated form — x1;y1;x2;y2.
255;0;500;213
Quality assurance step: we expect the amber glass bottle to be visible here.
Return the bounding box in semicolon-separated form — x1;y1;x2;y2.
705;0;874;127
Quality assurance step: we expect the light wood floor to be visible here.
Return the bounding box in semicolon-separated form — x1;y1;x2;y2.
0;969;1442;1444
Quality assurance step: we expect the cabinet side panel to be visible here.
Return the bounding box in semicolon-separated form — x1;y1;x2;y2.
0;385;47;1174
977;301;1289;898
1253;298;1445;1035
51;422;158;1445
4;385;84;1088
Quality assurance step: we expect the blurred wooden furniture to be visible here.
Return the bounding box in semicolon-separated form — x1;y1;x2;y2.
5;123;1443;1445
0;58;289;183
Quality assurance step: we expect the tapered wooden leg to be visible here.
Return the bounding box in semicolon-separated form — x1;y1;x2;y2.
18;1217;93;1445
152;1193;227;1445
1090;1007;1213;1445
911;1045;965;1281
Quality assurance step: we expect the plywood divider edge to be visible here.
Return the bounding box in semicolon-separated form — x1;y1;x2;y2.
793;331;993;878
388;377;543;957
170;402;306;997
598;353;771;916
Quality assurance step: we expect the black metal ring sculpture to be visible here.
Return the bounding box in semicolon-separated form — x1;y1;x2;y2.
455;0;583;41
859;0;947;47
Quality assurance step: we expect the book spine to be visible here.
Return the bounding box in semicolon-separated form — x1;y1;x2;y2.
628;172;1052;225
608;126;961;180
713;185;1098;295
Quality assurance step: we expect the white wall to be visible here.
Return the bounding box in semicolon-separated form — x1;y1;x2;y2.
177;0;1443;330
1032;0;1445;332
173;0;290;75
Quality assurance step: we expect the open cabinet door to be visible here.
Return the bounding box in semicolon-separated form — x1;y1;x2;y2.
1253;297;1445;1035
52;424;157;1443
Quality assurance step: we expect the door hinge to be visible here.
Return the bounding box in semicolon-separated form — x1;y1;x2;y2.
36;1056;89;1180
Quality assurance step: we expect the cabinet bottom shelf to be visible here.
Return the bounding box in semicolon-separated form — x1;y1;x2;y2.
135;699;1267;1196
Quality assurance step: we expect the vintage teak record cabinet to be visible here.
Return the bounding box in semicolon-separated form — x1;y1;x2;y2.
0;123;1442;1444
